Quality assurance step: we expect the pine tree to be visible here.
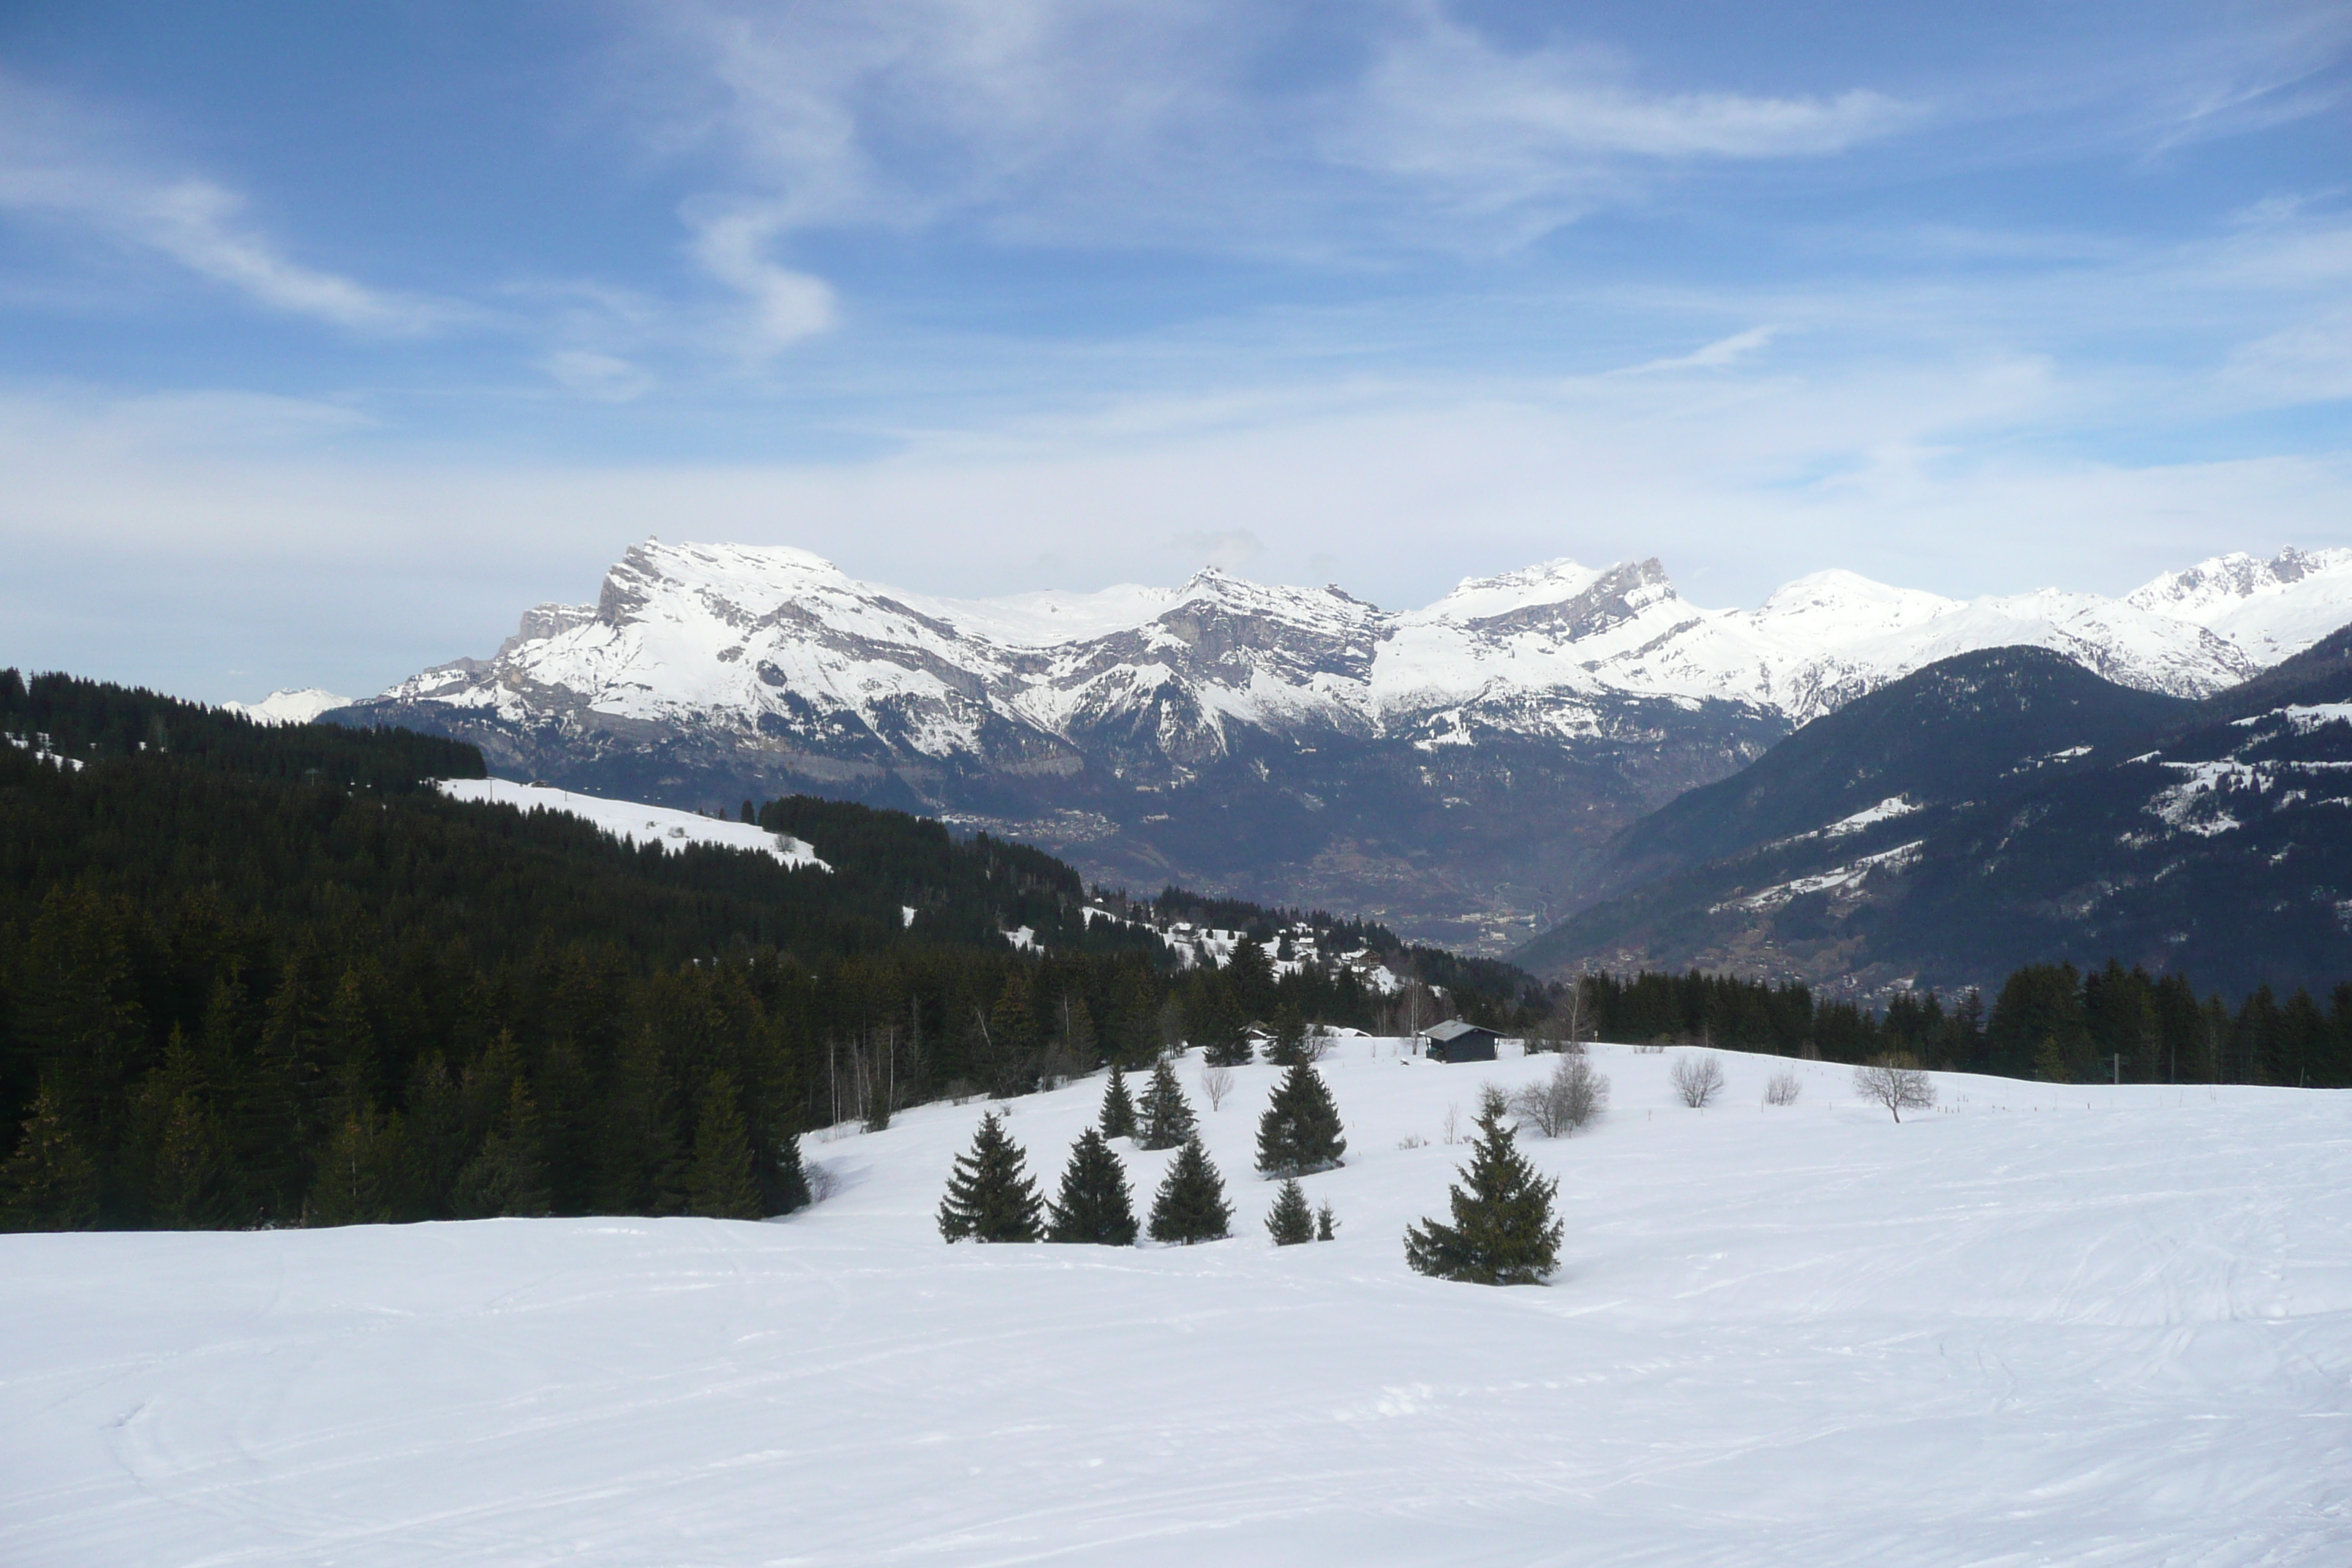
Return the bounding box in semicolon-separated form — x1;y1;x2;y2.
1098;1065;1137;1140
1044;1128;1138;1245
1147;1136;1232;1244
1315;1201;1337;1241
1403;1104;1561;1285
1264;1176;1313;1245
309;1107;407;1226
771;1130;813;1214
1136;1058;1196;1150
685;1071;764;1220
938;1111;1043;1242
151;1090;234;1228
452;1079;551;1218
1196;978;1251;1067
0;1084;101;1231
1255;1062;1346;1177
1267;1000;1309;1067
1226;935;1278;1019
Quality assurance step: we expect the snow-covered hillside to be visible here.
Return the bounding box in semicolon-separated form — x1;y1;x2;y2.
435;777;826;869
8;1045;2347;1566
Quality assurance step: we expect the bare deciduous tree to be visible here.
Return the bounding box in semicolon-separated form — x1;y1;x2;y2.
1763;1069;1803;1107
1199;1063;1235;1112
1528;977;1594;1055
1853;1054;1937;1122
1509;1053;1610;1137
1670;1053;1726;1109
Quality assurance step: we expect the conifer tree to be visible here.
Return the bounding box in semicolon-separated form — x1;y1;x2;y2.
1264;1176;1313;1245
770;1130;813;1214
1044;1127;1138;1245
1196;979;1251;1067
938;1111;1042;1243
452;1078;551;1218
1255;1062;1347;1177
685;1071;764;1220
309;1107;406;1226
1316;1200;1337;1241
1147;1135;1232;1244
1136;1058;1196;1150
1267;1001;1309;1067
152;1090;234;1228
0;1084;100;1230
1403;1103;1561;1285
1226;935;1278;1019
1098;1065;1137;1140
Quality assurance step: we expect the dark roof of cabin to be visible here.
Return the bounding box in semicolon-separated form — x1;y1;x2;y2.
1422;1019;1496;1043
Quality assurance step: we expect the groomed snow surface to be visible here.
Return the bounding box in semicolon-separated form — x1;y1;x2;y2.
6;1045;2349;1566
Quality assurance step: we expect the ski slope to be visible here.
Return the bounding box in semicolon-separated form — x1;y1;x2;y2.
6;1044;2350;1566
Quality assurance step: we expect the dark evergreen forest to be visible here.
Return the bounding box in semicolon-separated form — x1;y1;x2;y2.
5;668;2344;1235
0;673;1533;1231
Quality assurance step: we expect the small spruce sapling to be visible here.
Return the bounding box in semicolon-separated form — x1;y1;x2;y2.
1403;1102;1562;1285
1098;1064;1137;1140
1137;1058;1196;1150
1045;1127;1139;1245
938;1111;1043;1242
1316;1201;1338;1241
1264;1177;1314;1245
1255;1062;1347;1177
1147;1136;1233;1244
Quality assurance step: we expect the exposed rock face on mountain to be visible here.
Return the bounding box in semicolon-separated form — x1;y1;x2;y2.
337;542;2352;951
1519;630;2352;1000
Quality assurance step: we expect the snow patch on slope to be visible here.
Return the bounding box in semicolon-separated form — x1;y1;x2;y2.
436;777;826;868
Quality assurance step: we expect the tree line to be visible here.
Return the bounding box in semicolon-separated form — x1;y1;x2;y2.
1572;962;2352;1087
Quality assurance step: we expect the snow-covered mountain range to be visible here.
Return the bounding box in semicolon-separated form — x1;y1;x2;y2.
334;541;2352;951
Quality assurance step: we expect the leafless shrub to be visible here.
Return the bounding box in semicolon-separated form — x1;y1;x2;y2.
1442;1104;1461;1144
1671;1053;1726;1109
1200;1063;1235;1112
1764;1070;1803;1107
1303;1025;1334;1063
1853;1054;1937;1122
804;1162;840;1203
1510;1053;1611;1137
1633;1041;1666;1055
1396;1132;1428;1150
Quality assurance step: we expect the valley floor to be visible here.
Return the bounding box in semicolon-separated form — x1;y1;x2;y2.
5;1046;2349;1566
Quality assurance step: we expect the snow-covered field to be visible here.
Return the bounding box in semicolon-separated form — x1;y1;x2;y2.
435;777;826;869
7;1044;2349;1566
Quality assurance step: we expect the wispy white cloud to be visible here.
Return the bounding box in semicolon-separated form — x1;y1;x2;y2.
1619;326;1779;376
630;0;1916;272
683;202;839;350
0;77;457;333
1334;10;1909;224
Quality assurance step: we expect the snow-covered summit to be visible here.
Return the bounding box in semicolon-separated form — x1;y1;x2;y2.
364;538;2352;772
2126;548;2352;660
223;688;353;726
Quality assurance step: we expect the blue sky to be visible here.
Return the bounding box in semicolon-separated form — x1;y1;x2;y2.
2;0;2348;701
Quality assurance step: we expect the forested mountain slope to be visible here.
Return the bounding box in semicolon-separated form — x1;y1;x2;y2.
1520;633;2352;998
0;672;1537;1232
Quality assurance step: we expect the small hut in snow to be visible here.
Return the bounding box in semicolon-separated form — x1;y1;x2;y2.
1421;1019;1499;1063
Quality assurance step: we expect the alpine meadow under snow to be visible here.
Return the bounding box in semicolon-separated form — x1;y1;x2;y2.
7;1043;2350;1567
